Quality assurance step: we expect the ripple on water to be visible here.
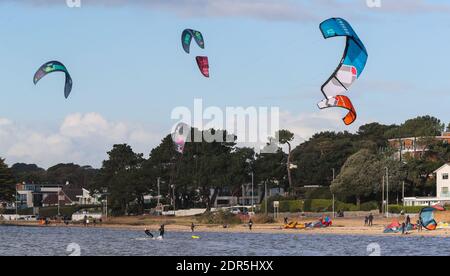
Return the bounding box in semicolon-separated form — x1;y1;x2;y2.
0;226;449;256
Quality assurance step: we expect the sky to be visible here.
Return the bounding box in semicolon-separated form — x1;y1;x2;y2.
0;0;450;168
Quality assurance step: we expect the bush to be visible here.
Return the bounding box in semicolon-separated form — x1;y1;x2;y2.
261;198;377;213
252;214;276;224
260;195;298;213
277;200;303;213
287;200;303;213
303;199;359;212
388;205;424;214
359;201;379;212
307;199;332;212
303;187;332;200
335;202;359;212
197;210;241;225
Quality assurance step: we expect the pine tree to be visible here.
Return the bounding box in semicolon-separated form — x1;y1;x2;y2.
0;158;15;202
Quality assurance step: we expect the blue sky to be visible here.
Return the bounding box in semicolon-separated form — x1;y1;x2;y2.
0;0;450;168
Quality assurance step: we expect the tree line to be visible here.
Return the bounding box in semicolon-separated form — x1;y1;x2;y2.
1;115;449;214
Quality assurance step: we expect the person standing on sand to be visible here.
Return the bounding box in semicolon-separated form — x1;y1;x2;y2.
417;220;423;232
191;222;195;232
284;217;289;225
401;222;407;235
406;215;411;226
248;219;253;231
364;216;368;226
368;213;374;227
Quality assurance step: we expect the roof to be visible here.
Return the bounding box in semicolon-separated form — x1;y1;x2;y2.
434;163;450;173
42;193;72;206
62;188;83;202
404;197;450;202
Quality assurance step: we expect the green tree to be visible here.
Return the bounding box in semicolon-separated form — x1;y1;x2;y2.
0;159;15;202
254;145;287;201
277;130;295;193
291;131;358;187
10;163;46;184
331;149;380;206
47;163;98;189
145;128;242;211
385;116;444;138
93;144;145;215
357;122;397;149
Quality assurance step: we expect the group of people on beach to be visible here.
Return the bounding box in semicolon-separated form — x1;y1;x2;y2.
401;215;423;235
383;214;425;235
82;216;102;227
364;213;374;227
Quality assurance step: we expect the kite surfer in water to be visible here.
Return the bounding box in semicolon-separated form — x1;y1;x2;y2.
144;228;154;238
159;224;165;239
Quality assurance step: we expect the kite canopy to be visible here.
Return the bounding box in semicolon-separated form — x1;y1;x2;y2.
196;56;210;78
181;29;210;78
33;61;73;99
383;219;416;233
420;205;445;231
317;18;368;125
181;29;205;54
171;122;191;154
318;95;357;125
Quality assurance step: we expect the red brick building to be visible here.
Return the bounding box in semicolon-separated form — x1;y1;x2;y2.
388;132;450;160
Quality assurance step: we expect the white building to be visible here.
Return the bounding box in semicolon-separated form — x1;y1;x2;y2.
404;163;450;206
435;164;450;198
76;189;100;206
72;211;103;222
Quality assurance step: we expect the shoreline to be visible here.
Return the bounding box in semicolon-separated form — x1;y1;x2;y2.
3;218;450;237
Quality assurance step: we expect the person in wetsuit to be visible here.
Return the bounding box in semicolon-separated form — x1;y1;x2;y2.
191;222;195;232
159;224;165;238
144;228;154;238
248;219;254;231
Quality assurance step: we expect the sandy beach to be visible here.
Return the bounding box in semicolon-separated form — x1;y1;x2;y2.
3;216;450;237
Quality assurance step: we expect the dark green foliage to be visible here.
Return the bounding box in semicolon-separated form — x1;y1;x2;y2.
197;210;242;225
2;115;450;215
388;205;425;214
0;159;15;202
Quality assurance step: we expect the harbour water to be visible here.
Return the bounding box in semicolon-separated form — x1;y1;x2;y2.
1;225;449;256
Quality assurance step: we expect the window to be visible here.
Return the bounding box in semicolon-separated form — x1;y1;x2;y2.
442;187;449;194
443;173;449;180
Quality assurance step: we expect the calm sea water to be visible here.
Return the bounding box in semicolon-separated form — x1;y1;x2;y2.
1;225;449;256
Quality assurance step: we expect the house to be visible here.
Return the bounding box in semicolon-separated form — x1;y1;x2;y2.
16;183;100;209
435;164;450;198
212;184;262;208
388;132;450;160
404;163;450;207
42;191;73;207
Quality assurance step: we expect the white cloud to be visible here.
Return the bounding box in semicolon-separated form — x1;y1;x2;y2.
0;113;161;168
232;109;361;152
0;110;365;168
6;0;448;21
0;0;316;22
278;109;361;147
